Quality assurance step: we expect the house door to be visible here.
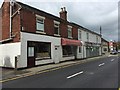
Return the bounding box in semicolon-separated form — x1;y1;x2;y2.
27;42;35;68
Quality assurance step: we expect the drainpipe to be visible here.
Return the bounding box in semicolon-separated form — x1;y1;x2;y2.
10;1;12;38
9;0;22;38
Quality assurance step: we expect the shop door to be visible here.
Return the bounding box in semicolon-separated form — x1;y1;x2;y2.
27;42;35;67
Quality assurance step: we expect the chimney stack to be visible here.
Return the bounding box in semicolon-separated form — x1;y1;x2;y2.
59;7;67;21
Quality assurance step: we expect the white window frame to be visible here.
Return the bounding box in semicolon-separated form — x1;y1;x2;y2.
78;29;82;40
54;20;60;36
86;32;89;41
96;36;98;43
36;14;45;32
68;25;72;38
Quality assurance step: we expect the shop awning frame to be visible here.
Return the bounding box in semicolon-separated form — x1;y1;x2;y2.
61;38;82;46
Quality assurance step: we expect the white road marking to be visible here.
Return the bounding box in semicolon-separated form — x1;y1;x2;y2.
67;71;83;79
98;63;105;67
111;59;115;62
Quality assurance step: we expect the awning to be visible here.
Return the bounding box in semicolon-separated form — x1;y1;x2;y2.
61;38;82;46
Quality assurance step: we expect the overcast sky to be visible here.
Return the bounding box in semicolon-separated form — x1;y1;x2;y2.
0;0;119;41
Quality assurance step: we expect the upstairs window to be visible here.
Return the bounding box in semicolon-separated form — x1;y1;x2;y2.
54;21;60;35
68;25;72;38
96;36;98;43
78;29;82;40
36;15;45;32
86;32;89;41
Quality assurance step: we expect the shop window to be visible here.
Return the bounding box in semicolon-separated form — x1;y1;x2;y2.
62;46;73;57
35;42;51;60
104;48;107;51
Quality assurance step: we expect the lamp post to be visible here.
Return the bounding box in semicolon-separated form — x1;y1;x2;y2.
100;26;102;56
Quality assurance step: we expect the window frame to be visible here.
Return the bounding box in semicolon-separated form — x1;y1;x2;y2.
54;21;60;35
78;29;82;40
68;25;72;38
36;15;45;32
86;32;89;41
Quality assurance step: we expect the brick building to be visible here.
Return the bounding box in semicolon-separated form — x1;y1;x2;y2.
0;0;102;68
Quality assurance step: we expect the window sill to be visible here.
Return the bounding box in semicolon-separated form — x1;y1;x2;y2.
68;37;73;39
63;55;74;57
36;31;46;34
36;57;51;61
54;34;61;37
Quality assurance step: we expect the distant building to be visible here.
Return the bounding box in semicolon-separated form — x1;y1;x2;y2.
109;41;117;51
101;38;109;54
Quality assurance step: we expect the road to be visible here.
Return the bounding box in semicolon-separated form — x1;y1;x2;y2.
2;55;119;88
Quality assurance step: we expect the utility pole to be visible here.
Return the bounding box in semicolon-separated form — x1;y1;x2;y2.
100;26;102;55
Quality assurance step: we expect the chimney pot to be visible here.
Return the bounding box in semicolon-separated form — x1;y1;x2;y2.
63;7;66;11
59;7;67;21
61;8;63;12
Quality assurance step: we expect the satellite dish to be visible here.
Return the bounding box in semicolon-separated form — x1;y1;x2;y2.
10;0;15;6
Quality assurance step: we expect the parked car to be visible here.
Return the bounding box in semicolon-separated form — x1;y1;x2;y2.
118;50;120;53
110;50;118;55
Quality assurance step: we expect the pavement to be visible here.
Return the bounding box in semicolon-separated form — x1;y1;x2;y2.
2;53;118;88
1;53;117;83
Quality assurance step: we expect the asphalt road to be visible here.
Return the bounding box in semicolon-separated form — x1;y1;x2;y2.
2;55;119;88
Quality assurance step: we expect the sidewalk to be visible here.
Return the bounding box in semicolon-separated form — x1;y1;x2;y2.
1;54;109;82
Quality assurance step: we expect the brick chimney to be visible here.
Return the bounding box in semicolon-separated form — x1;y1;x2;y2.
59;7;67;21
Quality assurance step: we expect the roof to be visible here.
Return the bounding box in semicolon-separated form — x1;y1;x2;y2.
102;38;109;43
70;22;101;36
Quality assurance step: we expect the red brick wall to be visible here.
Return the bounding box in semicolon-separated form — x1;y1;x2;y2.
60;22;67;38
44;17;54;35
72;26;78;40
21;9;36;33
1;1;21;43
1;1;78;42
2;2;10;40
12;13;21;42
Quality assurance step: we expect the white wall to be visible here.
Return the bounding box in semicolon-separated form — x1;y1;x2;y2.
77;46;83;59
0;42;21;68
78;29;102;58
21;32;63;68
